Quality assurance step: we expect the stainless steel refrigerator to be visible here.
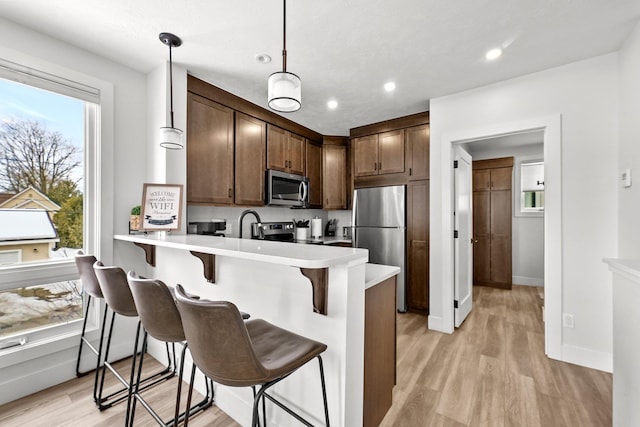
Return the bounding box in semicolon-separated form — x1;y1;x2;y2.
352;185;406;312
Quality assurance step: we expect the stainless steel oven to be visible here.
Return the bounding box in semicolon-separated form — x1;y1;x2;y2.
265;169;309;208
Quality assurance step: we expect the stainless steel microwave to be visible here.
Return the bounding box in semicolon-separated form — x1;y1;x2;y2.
265;169;309;208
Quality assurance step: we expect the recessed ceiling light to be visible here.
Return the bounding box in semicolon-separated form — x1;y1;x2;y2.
384;81;396;92
255;54;272;64
327;99;338;110
485;48;503;61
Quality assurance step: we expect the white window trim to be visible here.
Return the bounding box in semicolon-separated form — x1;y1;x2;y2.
515;155;544;218
0;51;113;367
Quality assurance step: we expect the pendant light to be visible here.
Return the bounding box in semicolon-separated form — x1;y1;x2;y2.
268;0;301;112
159;32;184;149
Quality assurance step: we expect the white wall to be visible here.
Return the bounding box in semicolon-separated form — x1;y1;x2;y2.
466;143;545;286
430;53;618;371
619;22;640;257
0;17;148;403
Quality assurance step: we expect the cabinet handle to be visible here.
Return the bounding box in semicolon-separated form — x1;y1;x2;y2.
374;162;377;171
228;188;232;198
409;167;413;176
379;162;382;170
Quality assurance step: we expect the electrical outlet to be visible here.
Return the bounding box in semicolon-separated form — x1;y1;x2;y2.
225;223;232;235
562;313;574;328
621;169;632;188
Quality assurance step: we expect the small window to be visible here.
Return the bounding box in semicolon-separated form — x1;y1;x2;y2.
520;161;544;214
0;250;21;265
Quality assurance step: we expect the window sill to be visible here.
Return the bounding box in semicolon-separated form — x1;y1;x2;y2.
0;321;99;369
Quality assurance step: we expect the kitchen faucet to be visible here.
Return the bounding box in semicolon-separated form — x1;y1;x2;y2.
238;209;262;239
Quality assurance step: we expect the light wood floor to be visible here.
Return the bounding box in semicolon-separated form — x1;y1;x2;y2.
380;285;612;427
0;285;611;426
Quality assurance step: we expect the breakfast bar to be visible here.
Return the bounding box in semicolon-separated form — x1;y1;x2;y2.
114;233;399;427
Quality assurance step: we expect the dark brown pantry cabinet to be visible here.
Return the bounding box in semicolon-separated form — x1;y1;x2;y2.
407;180;429;312
267;125;306;176
472;157;513;289
187;93;234;205
234;112;266;206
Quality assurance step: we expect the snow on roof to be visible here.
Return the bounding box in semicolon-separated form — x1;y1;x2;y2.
0;209;58;241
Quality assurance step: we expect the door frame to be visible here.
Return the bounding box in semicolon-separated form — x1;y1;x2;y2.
438;115;562;360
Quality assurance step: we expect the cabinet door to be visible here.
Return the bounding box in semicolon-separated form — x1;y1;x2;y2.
406;125;430;181
473;191;491;284
187;93;234;205
490;167;512;190
378;129;405;174
235;112;266;206
306;141;323;208
353;134;379;177
266;125;287;172
323;144;347;209
407;180;429;312
490;189;512;283
288;133;306;175
473;169;491;192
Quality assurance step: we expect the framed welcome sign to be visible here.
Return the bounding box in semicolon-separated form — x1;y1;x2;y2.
140;183;183;231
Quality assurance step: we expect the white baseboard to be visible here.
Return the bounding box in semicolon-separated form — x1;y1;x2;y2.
428;315;444;332
512;276;544;287
562;343;612;373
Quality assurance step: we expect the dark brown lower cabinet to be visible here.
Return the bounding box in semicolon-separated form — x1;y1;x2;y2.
364;276;396;427
407;180;429;313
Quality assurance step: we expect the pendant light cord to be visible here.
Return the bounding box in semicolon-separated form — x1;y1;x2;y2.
169;43;175;129
282;0;287;72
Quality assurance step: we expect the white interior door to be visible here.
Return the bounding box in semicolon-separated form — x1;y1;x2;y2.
454;145;473;327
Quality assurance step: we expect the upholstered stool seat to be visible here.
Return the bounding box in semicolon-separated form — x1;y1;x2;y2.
126;272;213;426
93;262;175;425
175;284;330;427
74;251;108;403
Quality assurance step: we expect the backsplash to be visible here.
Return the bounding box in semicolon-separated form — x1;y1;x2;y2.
187;205;352;238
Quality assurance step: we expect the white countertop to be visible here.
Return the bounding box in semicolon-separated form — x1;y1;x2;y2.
114;234;367;269
604;258;640;281
365;263;401;289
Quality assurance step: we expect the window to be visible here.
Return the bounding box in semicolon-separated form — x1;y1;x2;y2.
0;58;99;350
518;160;544;215
0;250;21;265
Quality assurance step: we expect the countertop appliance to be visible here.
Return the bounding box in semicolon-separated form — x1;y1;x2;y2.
251;221;295;242
188;219;226;236
265;169;309;208
324;218;337;236
352;185;406;312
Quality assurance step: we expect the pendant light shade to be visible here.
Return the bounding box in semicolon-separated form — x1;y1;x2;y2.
159;32;184;149
159;127;184;150
268;71;301;112
268;0;301;112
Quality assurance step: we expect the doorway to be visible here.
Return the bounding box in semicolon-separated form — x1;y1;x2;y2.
442;115;562;359
455;131;545;328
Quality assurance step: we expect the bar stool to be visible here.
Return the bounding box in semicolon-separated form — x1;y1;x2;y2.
93;262;175;425
174;284;330;427
126;272;214;426
74;251;109;403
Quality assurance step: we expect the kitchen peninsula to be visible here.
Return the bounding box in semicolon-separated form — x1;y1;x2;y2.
114;233;399;427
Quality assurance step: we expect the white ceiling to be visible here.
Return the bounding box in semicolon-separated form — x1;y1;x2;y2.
0;0;638;136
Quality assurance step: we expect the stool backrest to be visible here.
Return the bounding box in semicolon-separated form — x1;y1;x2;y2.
75;251;103;299
93;261;138;317
174;284;268;387
127;272;185;343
